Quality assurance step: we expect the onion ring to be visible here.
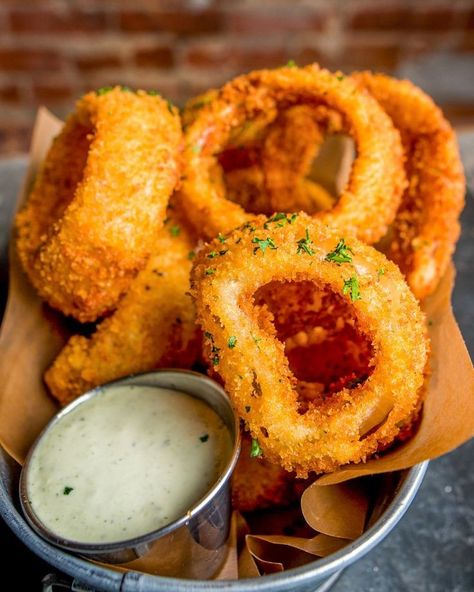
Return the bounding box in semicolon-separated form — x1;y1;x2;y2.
353;72;465;299
191;213;428;476
180;65;405;243
16;86;182;322
45;207;198;406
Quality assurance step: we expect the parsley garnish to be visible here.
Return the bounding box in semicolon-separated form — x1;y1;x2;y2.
205;268;216;275
207;250;227;258
205;332;220;366
120;85;132;92
169;225;180;237
191;144;202;154
250;438;263;458
264;212;297;229
96;86;113;95
296;229;315;255
63;486;74;495
217;233;227;243
377;267;385;277
252;334;262;347
286;59;297;68
336;74;345;81
188;250;196;260
147;90;159;96
228;336;237;349
199;434;209;442
342;276;361;301
167;100;174;114
325;238;353;264
252;236;277;254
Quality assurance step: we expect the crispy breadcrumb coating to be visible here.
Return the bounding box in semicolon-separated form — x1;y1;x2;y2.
16;87;182;322
353;72;465;299
45;207;199;406
191;213;429;476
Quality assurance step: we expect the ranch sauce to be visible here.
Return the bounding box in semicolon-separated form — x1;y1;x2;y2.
25;385;233;544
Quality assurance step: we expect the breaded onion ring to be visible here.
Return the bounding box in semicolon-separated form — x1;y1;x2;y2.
180;65;405;242
232;433;301;513
353;72;465;299
16;87;182;322
45;207;198;406
191;213;428;476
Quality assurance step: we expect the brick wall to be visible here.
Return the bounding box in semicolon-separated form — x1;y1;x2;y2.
0;0;473;155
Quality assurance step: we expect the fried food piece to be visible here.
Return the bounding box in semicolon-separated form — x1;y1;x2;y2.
180;65;405;243
232;433;300;513
16;87;182;322
353;72;465;299
191;213;429;476
45;207;199;406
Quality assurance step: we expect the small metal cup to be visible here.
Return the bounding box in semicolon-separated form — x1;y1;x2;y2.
19;370;241;580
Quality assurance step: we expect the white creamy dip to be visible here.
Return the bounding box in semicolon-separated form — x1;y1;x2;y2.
25;385;233;544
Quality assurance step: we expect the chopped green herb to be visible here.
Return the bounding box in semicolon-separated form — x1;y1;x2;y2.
342;276;361;301
250;438;263;458
296;229;315;255
428;319;434;327
242;222;256;233
96;86;113;95
167;100;174;114
336;74;345;81
63;486;74;495
217;233;227;243
286;59;297;68
187;250;196;260
252;236;277;254
205;268;216;276
207;251;218;259
204;331;213;340
169;225;181;237
199;434;209;442
120;85;132;92
325;238;353;264
264;212;298;229
191;144;202;154
228;336;237;349
252;334;262;347
147;90;159;96
377;267;385;277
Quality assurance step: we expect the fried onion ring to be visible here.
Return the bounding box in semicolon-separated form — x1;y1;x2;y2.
16;87;182;322
353;72;465;299
45;206;198;406
191;213;428;476
180;65;405;243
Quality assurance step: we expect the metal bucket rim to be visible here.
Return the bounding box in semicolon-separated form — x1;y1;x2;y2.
0;444;428;591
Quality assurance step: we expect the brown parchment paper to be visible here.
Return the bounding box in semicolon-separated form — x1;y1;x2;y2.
0;108;473;580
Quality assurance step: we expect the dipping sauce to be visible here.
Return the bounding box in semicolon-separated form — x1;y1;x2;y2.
25;385;233;544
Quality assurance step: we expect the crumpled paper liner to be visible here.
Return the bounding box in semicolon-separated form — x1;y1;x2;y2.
0;108;473;579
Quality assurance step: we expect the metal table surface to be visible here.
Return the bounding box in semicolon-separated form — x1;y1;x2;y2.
0;144;473;591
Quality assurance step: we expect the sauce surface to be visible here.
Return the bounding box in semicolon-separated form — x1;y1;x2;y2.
26;385;233;544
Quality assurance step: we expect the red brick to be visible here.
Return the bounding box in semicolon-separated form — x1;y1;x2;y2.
134;47;174;68
119;9;223;35
0;49;62;71
0;125;31;156
9;8;107;33
333;43;401;72
349;7;456;31
75;55;122;72
32;84;74;103
186;42;288;71
226;9;326;34
0;85;21;103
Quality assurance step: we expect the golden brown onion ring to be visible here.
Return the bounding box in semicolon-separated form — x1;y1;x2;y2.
191;213;428;476
353;72;465;299
180;65;405;243
16;87;182;322
45;207;198;406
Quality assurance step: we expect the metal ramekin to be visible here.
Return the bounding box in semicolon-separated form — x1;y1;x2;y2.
19;370;241;580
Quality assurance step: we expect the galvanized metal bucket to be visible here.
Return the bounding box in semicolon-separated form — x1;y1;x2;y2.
1;442;428;592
